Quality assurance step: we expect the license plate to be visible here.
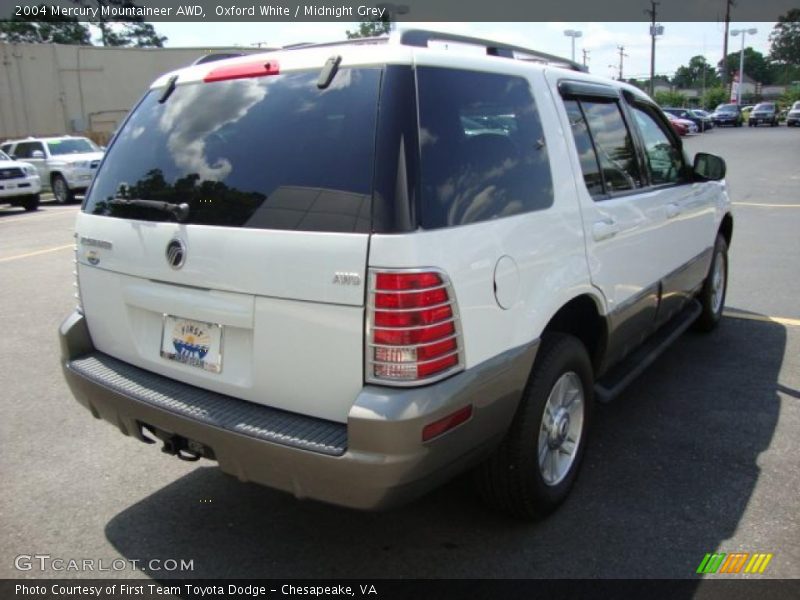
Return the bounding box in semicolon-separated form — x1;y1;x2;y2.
6;183;15;189
160;315;223;373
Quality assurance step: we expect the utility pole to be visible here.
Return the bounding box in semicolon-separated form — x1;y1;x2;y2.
617;45;628;80
582;48;590;68
646;1;660;96
721;0;734;87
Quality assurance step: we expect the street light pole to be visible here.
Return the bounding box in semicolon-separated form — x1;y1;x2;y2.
646;1;660;97
563;29;583;62
730;27;758;105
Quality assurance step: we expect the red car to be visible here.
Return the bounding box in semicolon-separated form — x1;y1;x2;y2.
666;112;689;136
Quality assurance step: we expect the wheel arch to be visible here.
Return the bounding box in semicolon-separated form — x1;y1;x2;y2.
541;294;608;373
719;212;733;248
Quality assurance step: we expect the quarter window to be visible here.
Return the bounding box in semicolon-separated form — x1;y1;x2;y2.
416;67;554;228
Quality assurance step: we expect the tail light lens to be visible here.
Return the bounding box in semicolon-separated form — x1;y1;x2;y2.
366;269;463;385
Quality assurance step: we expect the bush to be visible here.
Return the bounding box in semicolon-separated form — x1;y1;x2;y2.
701;87;730;111
653;90;687;107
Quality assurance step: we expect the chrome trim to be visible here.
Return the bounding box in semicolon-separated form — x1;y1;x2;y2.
369;283;449;295
367;333;459;350
368;299;454;313
371;316;458;331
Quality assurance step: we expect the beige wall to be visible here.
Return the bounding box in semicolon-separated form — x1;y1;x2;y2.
0;42;262;142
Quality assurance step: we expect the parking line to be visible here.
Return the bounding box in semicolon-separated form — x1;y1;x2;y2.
724;310;800;328
732;202;800;208
0;244;73;263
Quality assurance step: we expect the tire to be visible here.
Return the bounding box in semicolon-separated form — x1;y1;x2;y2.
694;235;728;332
52;174;74;204
475;333;593;519
22;193;39;212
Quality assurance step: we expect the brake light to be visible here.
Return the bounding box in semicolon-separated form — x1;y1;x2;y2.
204;60;280;83
366;269;463;385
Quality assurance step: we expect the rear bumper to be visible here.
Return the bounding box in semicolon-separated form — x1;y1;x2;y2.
60;311;536;510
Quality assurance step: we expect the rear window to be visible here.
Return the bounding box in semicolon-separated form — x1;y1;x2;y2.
84;68;380;233
416;67;554;228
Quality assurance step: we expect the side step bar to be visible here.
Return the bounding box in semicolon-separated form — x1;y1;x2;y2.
595;300;702;403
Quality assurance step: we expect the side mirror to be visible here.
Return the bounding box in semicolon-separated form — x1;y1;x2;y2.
693;152;726;181
31;150;45;159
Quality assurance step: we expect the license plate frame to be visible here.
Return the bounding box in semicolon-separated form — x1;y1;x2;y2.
160;315;223;373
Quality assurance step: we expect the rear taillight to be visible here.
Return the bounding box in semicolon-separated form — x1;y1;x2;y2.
366;269;463;385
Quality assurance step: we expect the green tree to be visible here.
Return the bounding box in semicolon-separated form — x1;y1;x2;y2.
701;87;730;111
346;18;391;39
768;9;800;65
0;6;92;44
672;55;719;89
653;90;687;107
74;1;167;47
718;47;775;85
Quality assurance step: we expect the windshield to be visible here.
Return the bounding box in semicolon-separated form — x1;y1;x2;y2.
716;104;738;113
754;103;773;111
793;102;800;110
85;68;381;233
48;138;99;155
0;150;10;161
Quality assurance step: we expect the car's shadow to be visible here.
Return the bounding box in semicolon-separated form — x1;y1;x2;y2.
105;315;784;581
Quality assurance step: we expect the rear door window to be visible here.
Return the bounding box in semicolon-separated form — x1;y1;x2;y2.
575;100;642;194
631;106;686;186
84;68;381;233
13;142;45;159
416;67;554;228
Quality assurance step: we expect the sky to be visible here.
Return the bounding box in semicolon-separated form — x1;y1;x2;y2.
152;21;777;81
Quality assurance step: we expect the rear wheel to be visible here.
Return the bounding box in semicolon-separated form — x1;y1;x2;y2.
695;235;728;332
22;194;39;212
475;333;593;519
52;174;74;204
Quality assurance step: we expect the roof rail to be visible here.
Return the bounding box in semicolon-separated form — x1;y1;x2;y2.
276;29;586;73
396;29;587;72
282;36;389;51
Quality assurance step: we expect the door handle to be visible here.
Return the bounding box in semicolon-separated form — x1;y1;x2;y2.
666;203;682;219
592;219;619;242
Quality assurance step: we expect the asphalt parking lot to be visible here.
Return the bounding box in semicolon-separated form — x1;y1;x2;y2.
1;126;798;583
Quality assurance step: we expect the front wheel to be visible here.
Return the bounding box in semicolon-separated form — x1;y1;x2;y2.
475;333;593;519
22;193;40;212
52;174;74;204
694;235;728;332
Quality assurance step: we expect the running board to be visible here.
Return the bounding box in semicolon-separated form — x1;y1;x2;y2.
594;300;702;403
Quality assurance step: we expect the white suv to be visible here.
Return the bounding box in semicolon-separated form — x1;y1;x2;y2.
1;136;104;204
0;149;41;211
59;31;732;518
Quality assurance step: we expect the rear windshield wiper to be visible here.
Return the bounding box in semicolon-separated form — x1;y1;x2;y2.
108;197;190;222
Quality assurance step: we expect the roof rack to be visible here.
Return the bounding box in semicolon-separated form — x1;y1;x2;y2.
278;29;586;73
397;29;587;72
